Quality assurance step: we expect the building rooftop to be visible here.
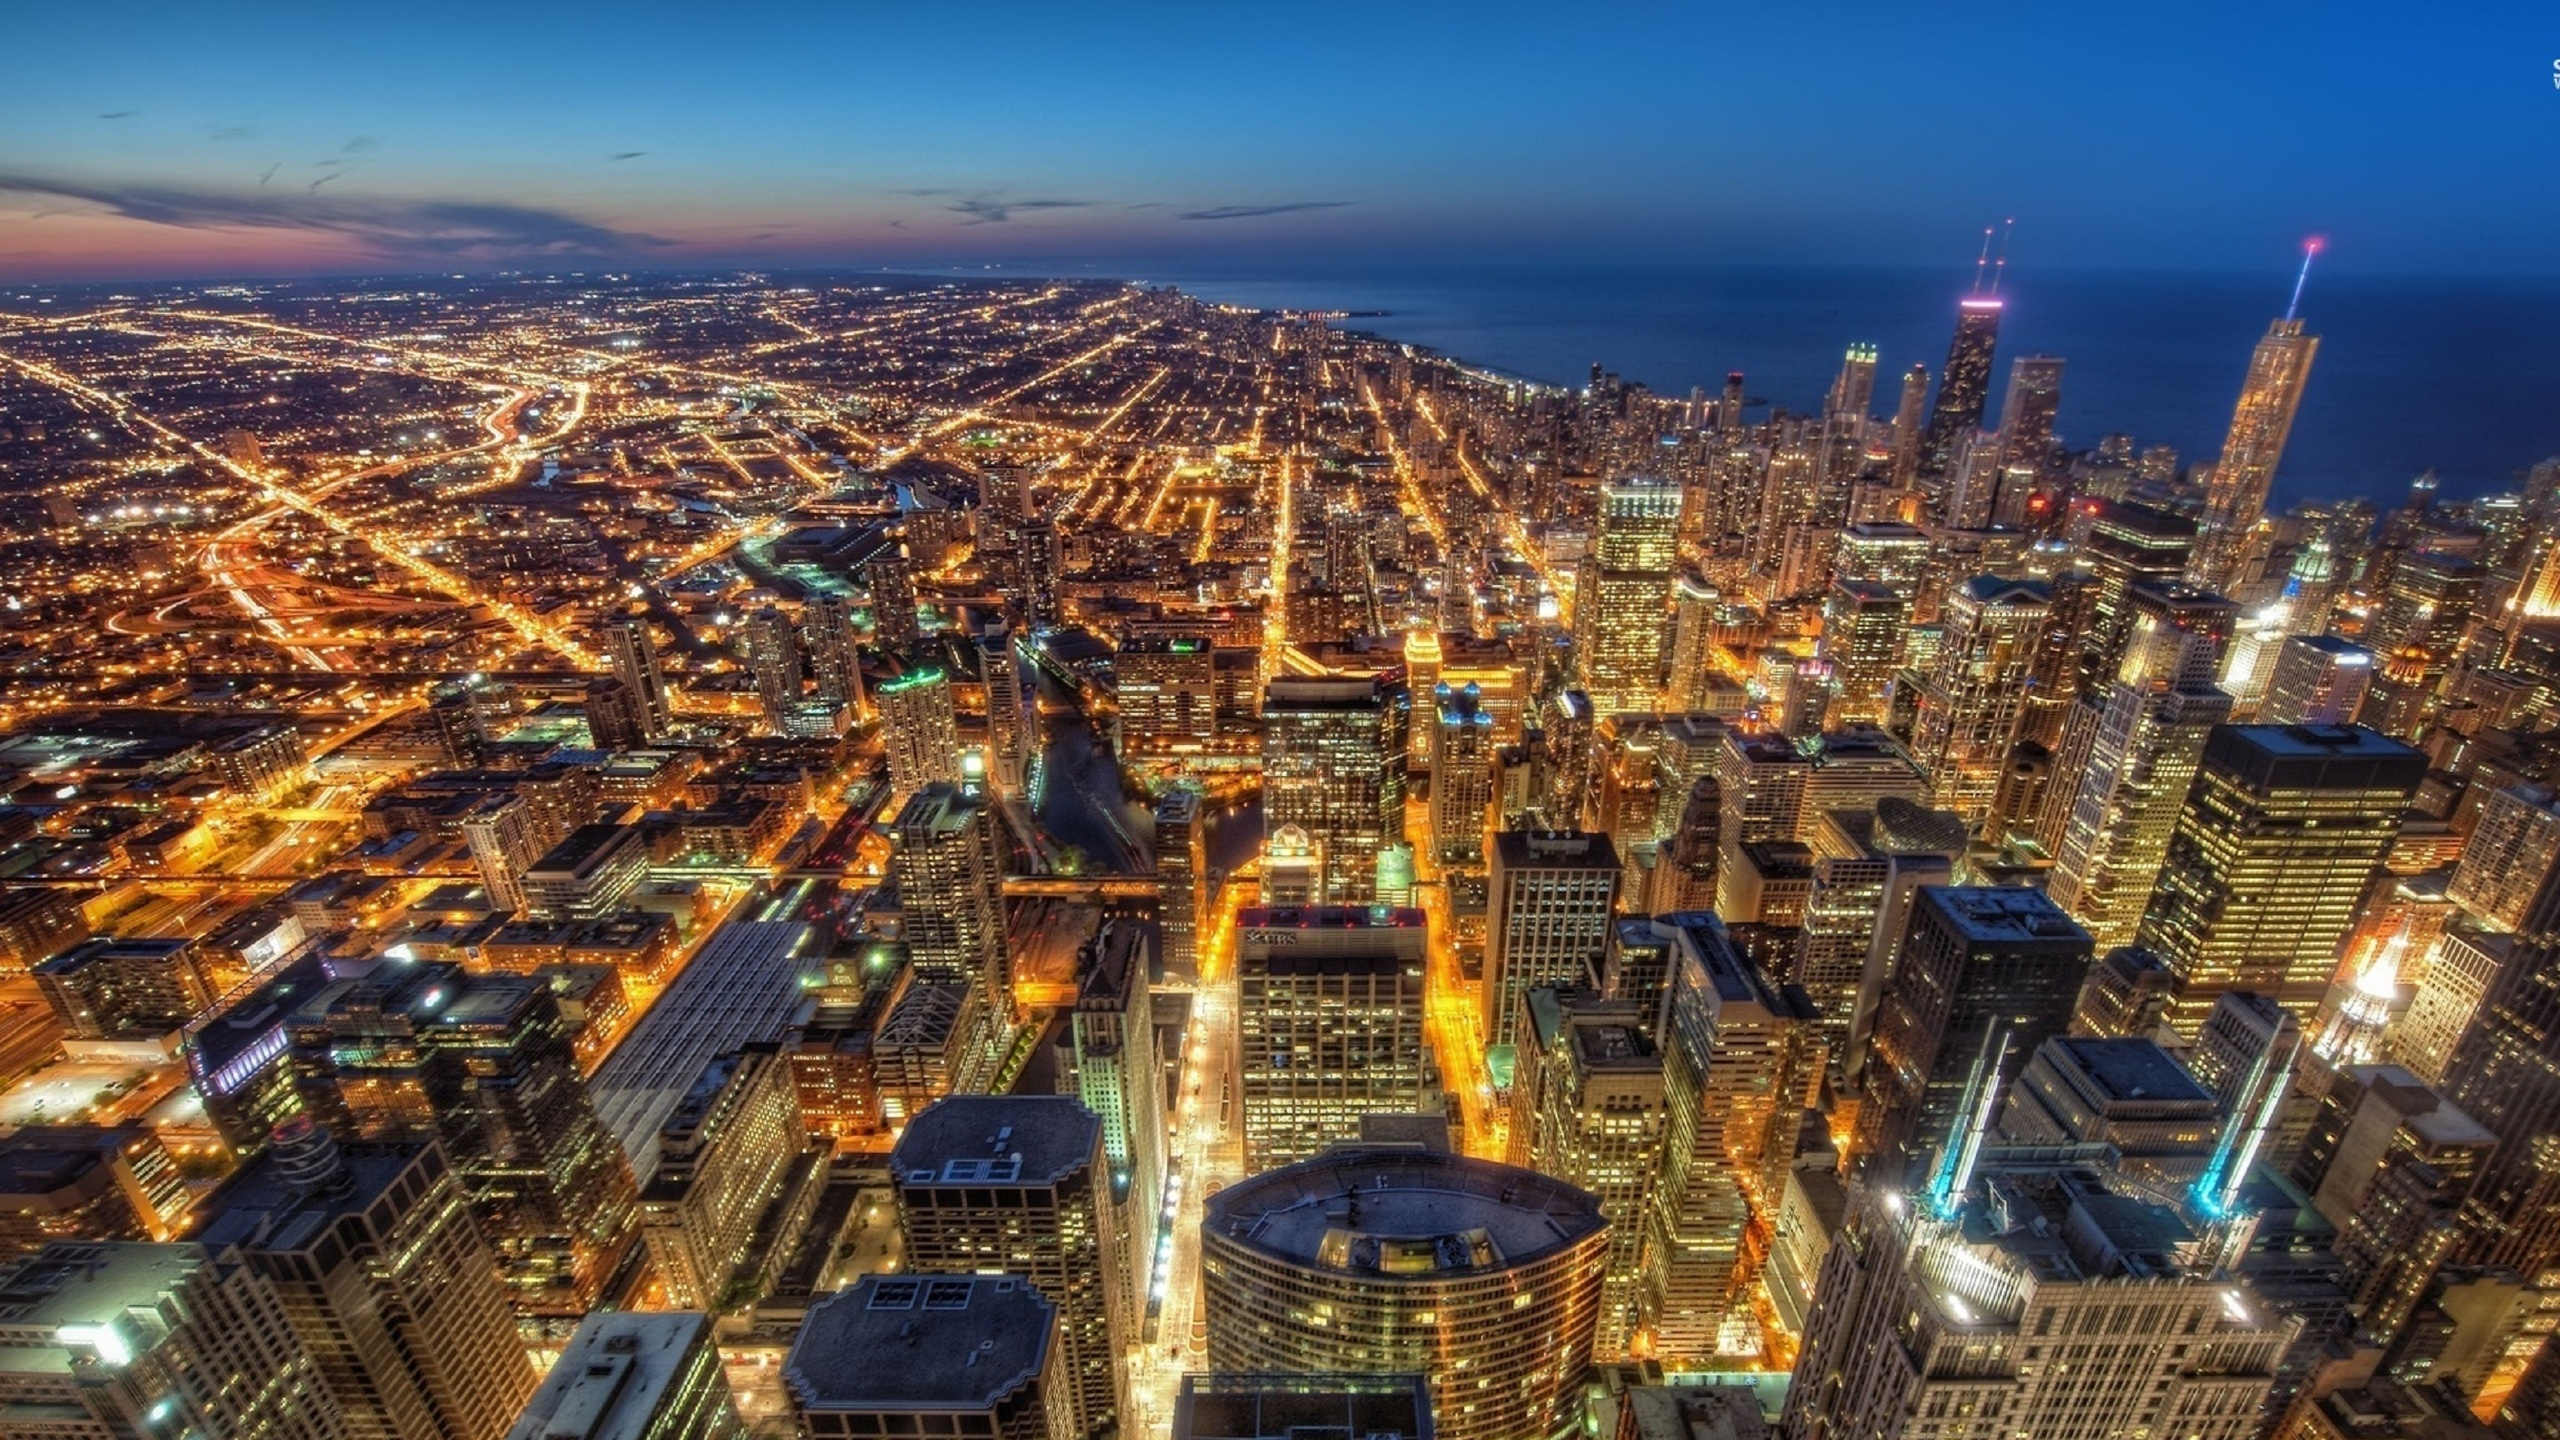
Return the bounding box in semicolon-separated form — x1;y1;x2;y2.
588;920;815;1173
0;1242;200;1380
2053;1038;2216;1107
1491;830;1621;871
893;1094;1101;1189
786;1274;1055;1414
1205;1147;1605;1277
506;1311;721;1440
1920;885;2092;947
195;1127;430;1259
1174;1373;1435;1440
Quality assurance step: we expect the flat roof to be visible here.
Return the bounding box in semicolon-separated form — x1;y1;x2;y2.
589;920;815;1173
1205;1147;1604;1276
2052;1038;2215;1106
787;1275;1054;1413
893;1094;1100;1189
507;1311;719;1440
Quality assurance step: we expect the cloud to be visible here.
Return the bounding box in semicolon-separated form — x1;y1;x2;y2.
0;172;675;263
608;151;646;162
894;190;1096;225
307;172;344;195
341;135;381;153
258;163;280;187
97;111;137;120
1179;201;1352;221
209;125;256;142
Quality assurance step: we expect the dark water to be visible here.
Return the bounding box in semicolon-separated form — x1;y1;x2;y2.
1120;261;2560;508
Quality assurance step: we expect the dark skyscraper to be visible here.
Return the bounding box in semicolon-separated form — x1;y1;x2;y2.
1916;296;2002;501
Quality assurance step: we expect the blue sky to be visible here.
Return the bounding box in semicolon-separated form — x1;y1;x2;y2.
2;0;2554;278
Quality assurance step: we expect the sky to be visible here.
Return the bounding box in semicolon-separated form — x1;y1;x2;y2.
1;0;2555;281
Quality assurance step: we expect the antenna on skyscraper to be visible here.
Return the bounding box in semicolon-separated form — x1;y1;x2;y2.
1970;226;1995;296
2285;236;2323;322
1989;218;2015;296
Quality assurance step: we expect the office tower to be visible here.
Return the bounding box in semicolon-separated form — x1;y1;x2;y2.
878;664;964;793
1237;904;1428;1168
1574;475;1683;713
588;920;820;1172
2191;261;2323;592
866;544;921;649
1908;575;2049;831
605;607;674;740
1643;916;1823;1364
2071;945;2177;1038
431;681;491;766
1154;791;1205;982
1430;682;1496;868
2295;1065;2496;1349
1511;986;1668;1359
636;1047;803;1310
1484;831;1622;1053
521;822;650;922
1780;1165;2296;1440
1172;1374;1434;1440
893;1096;1126;1440
1994;354;2064;478
197;1121;538;1440
1993;1035;2222;1187
1829;342;1879;420
982;629;1031;794
743;605;802;721
1795;801;1963;1076
2370;550;2484;662
583;676;649;750
1857;887;2094;1180
786;1275;1066;1440
1118;636;1219;757
1647;777;1723;916
1666;571;1721;709
0;1125;188;1254
2389;931;2504;1087
1263;673;1407;904
31;936;213;1039
0;1241;346;1440
2137;725;2426;1025
2451;785;2560;931
2261;634;2375;725
1069;918;1161;1333
893;784;1008;1014
2043;584;2238;948
293;963;636;1319
1820;580;1908;725
1016;519;1065;630
1201;1147;1608;1440
2076;499;2201;694
1887;362;1930;489
1916;295;2002;495
804;592;866;715
507;1311;745;1440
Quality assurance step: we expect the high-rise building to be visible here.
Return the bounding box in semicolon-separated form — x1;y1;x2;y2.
1820;580;1909;726
1994;354;2064;479
1117;636;1219;757
605;607;674;740
1794;801;1963;1076
2136;724;2425;1026
1237;905;1429;1168
2294;1064;2496;1349
1916;296;2002;496
1857;886;2093;1181
2191;263;2322;592
1171;1374;1434;1440
2075;499;2201;695
1153;791;1205;982
31;936;213;1040
1263;672;1407;904
0;1241;347;1440
803;592;866;716
1574;475;1683;713
1829;342;1880;421
1781;1165;2297;1440
506;1310;745;1440
1888;363;1930;489
636;1047;804;1310
0;1125;189;1255
786;1275;1067;1440
1908;575;2049;831
1484;831;1622;1055
290;962;637;1319
196;1120;538;1440
1641;914;1823;1364
2043;584;2238;948
878;664;964;794
1510;986;1666;1359
2260;634;2374;725
982;629;1031;795
892;1097;1126;1440
2388;930;2504;1087
2449;784;2560;931
1430;682;1496;868
865;544;921;650
1201;1147;1608;1440
743;605;802;722
1069;918;1162;1332
893;784;1009;1017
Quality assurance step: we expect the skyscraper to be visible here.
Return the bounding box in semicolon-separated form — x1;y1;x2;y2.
1201;1148;1608;1440
1510;986;1666;1360
507;1311;745;1440
1153;790;1205;982
1484;830;1622;1054
1573;475;1683;713
1429;682;1496;869
878;663;964;794
1820;580;1908;727
2136;724;2425;1026
892;1097;1127;1440
1994;354;2065;478
1263;672;1407;904
2259;633;2375;725
982;629;1031;795
1794;801;1963;1075
1236;904;1429;1168
1888;362;1930;490
1915;296;2002;500
803;592;866;716
786;1275;1067;1440
743;605;802;722
604;606;673;740
1908;575;2050;831
2190;249;2322;593
892;783;1008;1018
